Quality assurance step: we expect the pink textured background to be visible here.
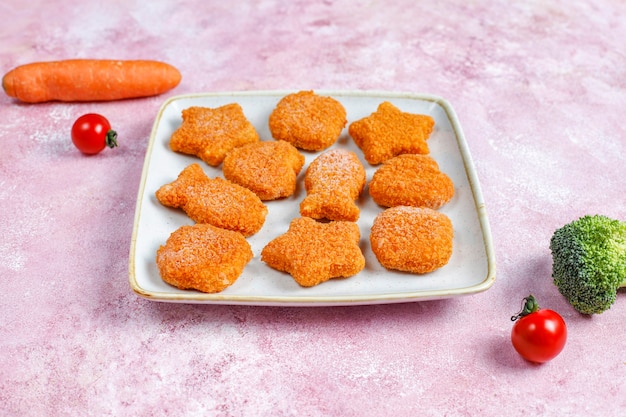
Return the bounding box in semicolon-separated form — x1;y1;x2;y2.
1;0;625;416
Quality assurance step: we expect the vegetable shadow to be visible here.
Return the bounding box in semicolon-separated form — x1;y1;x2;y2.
486;334;544;370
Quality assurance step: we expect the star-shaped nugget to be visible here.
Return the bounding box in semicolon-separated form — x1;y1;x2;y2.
261;217;365;287
348;101;435;165
169;103;259;166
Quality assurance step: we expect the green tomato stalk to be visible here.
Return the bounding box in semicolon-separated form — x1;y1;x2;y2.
106;129;118;149
511;294;540;321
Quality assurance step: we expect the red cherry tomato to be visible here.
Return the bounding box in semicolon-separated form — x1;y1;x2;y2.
510;295;567;363
71;113;118;155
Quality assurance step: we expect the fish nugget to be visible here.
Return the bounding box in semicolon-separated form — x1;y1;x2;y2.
300;149;366;222
261;217;365;287
169;104;259;166
156;223;253;293
155;163;267;236
370;206;453;274
222;140;305;200
348;101;434;165
369;154;455;209
269;90;347;151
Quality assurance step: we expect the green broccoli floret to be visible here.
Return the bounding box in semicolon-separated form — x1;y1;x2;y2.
550;214;626;314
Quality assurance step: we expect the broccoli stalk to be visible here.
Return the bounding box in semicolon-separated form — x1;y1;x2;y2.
549;214;626;314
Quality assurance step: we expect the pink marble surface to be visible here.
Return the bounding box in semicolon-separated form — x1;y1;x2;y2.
1;0;625;415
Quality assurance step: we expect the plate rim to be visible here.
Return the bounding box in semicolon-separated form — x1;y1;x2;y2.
127;90;496;306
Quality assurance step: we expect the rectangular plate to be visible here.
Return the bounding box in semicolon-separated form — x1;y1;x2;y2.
128;91;496;306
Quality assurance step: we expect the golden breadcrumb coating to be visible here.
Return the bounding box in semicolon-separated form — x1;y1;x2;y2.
261;217;365;287
222;140;305;201
369;154;455;209
268;90;347;151
348;101;434;165
169;104;259;166
299;149;366;222
156;223;253;293
155;163;267;236
370;206;453;274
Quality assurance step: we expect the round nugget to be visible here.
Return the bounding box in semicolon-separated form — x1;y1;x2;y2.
269;90;347;151
156;223;253;293
370;206;453;274
369;154;455;209
222;140;305;200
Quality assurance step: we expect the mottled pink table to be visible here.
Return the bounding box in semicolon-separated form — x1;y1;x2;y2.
1;1;625;416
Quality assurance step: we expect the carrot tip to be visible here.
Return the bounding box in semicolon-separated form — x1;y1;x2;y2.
2;71;15;97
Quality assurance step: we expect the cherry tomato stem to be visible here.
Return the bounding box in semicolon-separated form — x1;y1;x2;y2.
105;129;118;149
511;294;540;321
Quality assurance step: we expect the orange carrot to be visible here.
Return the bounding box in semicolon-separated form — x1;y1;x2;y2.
2;59;182;103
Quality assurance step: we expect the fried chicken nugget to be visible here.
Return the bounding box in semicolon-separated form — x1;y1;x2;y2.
369;154;455;209
156;223;253;293
268;90;347;151
155;163;267;236
169;104;259;166
370;206;453;274
261;217;365;287
348;101;435;165
300;149;366;222
222;140;305;201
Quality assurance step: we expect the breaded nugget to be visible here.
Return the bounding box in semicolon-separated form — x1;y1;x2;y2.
370;206;453;274
261;217;365;287
169;104;259;166
156;223;253;293
222;140;305;201
348;101;435;165
369;154;455;209
155;163;267;236
300;149;366;222
268;90;347;151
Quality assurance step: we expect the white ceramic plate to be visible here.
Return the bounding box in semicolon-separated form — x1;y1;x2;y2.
128;91;496;306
